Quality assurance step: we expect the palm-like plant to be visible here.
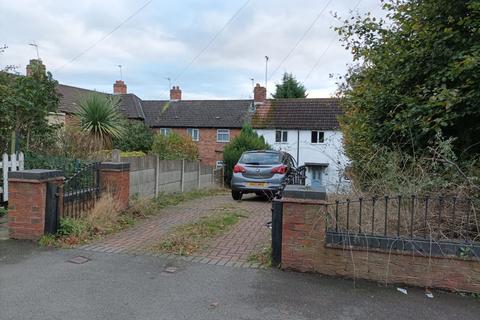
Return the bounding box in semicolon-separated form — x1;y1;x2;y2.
75;93;125;150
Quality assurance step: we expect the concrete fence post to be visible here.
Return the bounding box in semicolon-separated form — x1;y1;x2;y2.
197;162;201;189
8;170;64;240
180;159;185;192
155;155;159;197
112;149;121;163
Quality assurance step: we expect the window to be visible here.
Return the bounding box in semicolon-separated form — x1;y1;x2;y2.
217;129;230;142
160;128;171;136
187;128;199;141
311;131;325;143
215;160;224;168
275;130;288;143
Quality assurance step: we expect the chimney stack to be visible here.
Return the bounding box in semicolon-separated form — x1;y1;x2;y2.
26;59;46;77
113;80;127;94
253;83;266;104
170;86;182;100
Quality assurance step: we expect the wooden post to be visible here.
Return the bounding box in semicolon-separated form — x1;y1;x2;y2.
197;162;201;189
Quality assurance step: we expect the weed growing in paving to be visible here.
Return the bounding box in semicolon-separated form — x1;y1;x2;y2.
0;207;7;217
248;246;272;267
152;210;247;256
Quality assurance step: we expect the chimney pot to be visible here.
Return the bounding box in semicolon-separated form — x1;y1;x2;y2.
170;86;182;100
253;83;266;103
113;80;127;94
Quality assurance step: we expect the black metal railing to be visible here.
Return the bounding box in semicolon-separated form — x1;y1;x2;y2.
326;195;480;258
61;162;101;218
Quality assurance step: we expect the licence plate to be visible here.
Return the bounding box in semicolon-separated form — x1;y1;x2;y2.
246;182;268;187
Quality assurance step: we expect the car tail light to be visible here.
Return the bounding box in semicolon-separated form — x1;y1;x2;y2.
233;164;246;173
271;165;287;174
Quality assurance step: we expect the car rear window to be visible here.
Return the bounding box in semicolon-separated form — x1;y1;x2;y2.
239;152;282;165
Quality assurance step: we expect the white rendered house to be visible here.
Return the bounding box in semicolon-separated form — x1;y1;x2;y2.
251;97;350;193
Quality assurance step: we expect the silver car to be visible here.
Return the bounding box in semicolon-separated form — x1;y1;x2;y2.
230;150;295;200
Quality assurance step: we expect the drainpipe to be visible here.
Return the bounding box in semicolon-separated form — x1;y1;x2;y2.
296;130;300;166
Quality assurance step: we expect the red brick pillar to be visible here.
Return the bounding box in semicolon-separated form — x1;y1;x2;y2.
8;170;64;240
99;162;130;210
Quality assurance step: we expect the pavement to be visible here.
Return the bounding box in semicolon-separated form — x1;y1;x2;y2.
1;240;479;320
79;194;271;266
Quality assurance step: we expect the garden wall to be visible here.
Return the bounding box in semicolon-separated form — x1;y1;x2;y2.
119;155;220;198
280;198;480;293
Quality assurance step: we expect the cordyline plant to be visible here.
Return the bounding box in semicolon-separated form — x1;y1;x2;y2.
74;93;126;150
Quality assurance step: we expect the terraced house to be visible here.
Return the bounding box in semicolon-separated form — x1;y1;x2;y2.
27;59;348;188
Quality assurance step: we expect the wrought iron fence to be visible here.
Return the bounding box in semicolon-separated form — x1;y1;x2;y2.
61;162;101;218
326;195;480;257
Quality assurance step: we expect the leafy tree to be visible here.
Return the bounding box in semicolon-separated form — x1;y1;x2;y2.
0;60;60;153
272;72;307;99
223;124;270;184
113;120;154;153
336;0;480;162
335;0;480;190
151;132;199;160
74;93;125;150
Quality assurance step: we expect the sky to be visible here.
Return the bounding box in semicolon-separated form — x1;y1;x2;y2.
0;0;384;100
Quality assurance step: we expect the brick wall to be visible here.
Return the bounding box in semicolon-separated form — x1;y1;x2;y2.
281;198;480;293
100;163;130;210
155;128;241;166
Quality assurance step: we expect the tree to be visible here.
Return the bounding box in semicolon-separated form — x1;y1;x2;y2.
0;60;60;153
74;93;125;150
223;124;270;184
151;132;199;160
113;120;154;153
272;72;307;99
337;0;480;159
335;0;480;189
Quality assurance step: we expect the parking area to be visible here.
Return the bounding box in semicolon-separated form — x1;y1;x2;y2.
79;193;271;266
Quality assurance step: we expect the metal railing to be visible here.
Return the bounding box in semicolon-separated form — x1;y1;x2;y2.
276;165;306;198
326;195;480;257
61;162;101;218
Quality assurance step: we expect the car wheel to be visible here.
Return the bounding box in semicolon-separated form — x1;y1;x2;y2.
232;190;242;201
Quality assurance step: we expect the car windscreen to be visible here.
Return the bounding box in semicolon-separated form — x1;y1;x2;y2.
239;152;282;165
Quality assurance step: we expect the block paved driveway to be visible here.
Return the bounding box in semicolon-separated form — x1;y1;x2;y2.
79;193;271;267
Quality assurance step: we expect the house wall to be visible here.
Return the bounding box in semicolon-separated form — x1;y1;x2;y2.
255;129;349;193
153;128;241;167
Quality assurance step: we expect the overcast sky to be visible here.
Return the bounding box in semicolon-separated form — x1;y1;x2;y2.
0;0;384;100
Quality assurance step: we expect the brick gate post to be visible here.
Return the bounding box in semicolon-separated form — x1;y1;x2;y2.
99;162;130;210
8;170;64;240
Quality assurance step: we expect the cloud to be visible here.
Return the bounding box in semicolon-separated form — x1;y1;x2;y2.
0;0;384;99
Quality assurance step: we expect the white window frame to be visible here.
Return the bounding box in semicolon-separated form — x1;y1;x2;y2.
311;130;325;144
160;128;171;136
187;128;200;141
215;160;224;168
216;129;230;143
275;130;288;143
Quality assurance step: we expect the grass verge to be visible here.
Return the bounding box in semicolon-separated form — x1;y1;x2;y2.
151;210;246;256
38;188;227;248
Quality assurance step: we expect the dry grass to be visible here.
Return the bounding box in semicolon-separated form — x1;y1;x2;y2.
248;246;272;267
151;210;246;256
326;195;480;242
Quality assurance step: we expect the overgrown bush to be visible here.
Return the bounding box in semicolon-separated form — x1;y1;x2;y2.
223;124;270;185
113;120;154;153
24;151;87;178
335;0;480;195
151;132;199;160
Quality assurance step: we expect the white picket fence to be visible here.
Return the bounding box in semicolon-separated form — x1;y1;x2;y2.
0;152;24;202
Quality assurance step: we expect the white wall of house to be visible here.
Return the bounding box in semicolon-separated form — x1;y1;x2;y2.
255;129;350;193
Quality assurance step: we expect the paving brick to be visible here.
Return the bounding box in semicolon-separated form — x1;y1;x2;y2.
80;194;271;267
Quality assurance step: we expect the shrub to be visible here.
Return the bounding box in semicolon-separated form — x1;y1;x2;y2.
151;132;199;160
120;151;146;157
223;124;270;184
113;120;154;153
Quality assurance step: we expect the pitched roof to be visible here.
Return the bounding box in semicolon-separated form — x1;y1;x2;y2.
251;98;342;130
142;99;254;128
56;84;145;120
